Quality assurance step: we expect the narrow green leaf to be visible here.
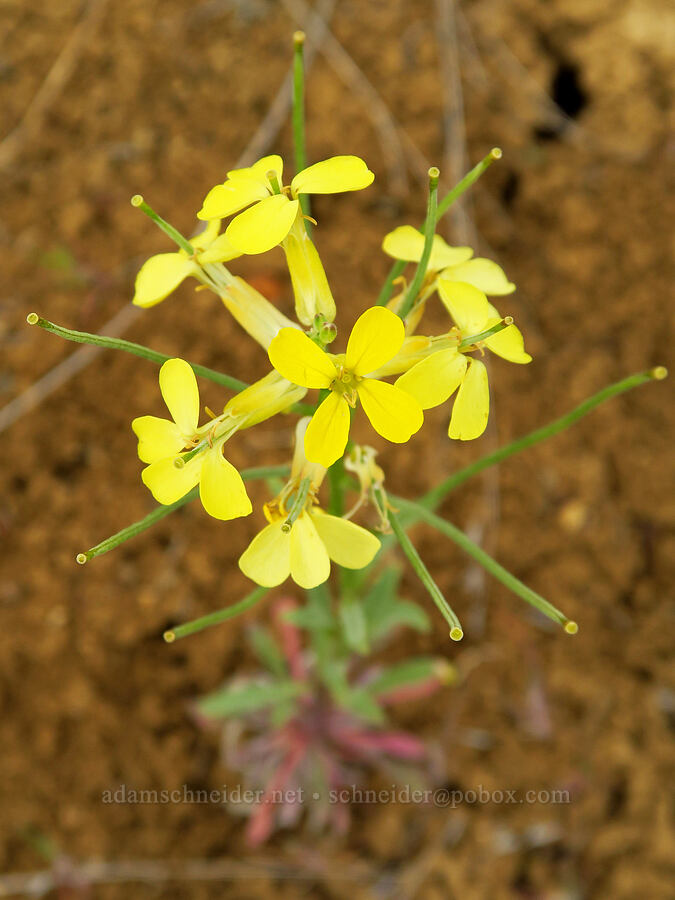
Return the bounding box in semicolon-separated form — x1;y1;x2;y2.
247;625;287;677
339;594;369;655
198;680;306;718
367;657;440;696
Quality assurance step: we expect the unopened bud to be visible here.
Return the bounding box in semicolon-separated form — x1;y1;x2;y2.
320;322;337;345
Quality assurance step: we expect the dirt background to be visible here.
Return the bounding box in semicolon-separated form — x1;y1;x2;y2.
1;0;673;897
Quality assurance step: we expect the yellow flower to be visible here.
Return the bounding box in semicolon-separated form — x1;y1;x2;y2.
197;154;374;255
132;219;241;308
239;420;380;589
268;306;424;468
382;225;516;296
396;281;531;440
132;358;251;520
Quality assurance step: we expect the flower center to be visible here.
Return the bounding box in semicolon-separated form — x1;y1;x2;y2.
330;366;361;405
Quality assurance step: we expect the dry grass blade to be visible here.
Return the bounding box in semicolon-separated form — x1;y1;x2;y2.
0;0;110;172
0;305;140;436
0;854;382;897
0;5;336;434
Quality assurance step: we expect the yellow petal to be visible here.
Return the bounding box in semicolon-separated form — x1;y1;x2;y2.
221;276;297;350
441;258;515;295
310;509;380;569
159;358;200;435
226;370;307;427
357;378;423;443
197;176;269;220
382;225;473;271
268;328;337;388
304;392;351;467
132;253;198;308
239;521;291;587
291;155;374;195
198;446;252;520
395;348;468;410
290;417;327;488
289;513;331;589
196;232;242;264
345;306;405;375
131;415;185;464
141;455;202;505
227;155;283;184
282;217;336;326
190;218;221;251
485;322;532;364
438;280;490;335
370;335;433;378
226;195;299;254
449;358;490;440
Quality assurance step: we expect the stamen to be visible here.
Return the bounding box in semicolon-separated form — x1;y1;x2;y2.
564;620;579;635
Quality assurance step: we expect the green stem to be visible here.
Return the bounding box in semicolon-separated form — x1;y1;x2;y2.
76;487;198;564
164;586;268;642
458;320;510;350
27;315;247;392
375;259;407;307
376;149;501;307
420;368;667;510
435;148;501;222
131;195;194;255
283;477;310;530
391;495;577;633
328;457;345;516
292;31;310;222
380;490;463;640
397;168;439;321
77;465;290;563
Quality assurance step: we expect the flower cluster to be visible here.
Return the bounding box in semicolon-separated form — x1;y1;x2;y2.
131;154;530;589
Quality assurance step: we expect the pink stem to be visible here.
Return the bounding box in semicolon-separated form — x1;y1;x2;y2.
274;597;306;681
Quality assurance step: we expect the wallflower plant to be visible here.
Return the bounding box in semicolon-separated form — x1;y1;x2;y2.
27;32;666;842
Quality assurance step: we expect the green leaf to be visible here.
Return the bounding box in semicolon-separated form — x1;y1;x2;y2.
363;567;403;624
247;625;287;677
198;680;306;719
367;657;443;697
362;566;430;641
319;660;385;725
338;687;385;724
339;594;369;655
373;600;431;642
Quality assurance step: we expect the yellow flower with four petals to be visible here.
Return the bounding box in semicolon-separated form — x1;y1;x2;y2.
269;306;424;468
132;359;252;519
382;225;516;297
396;281;531;440
198;154;374;255
239;420;381;589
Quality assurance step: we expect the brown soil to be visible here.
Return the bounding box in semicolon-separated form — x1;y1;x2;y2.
1;0;673;897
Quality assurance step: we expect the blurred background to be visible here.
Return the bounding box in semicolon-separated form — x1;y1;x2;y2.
0;0;673;896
